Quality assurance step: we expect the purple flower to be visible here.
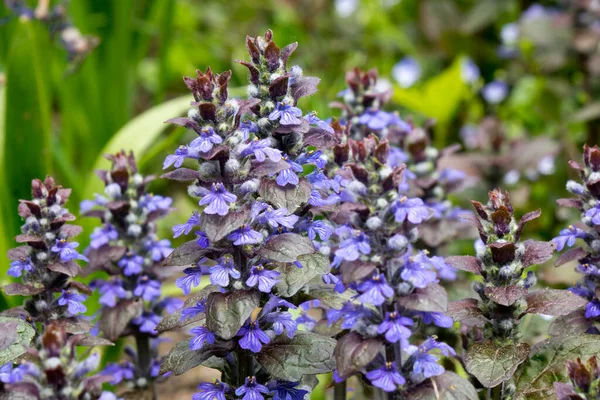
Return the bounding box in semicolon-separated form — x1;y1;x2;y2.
269;102;302;125
0;363;26;384
392;57;421;88
139;194;172;212
552;225;586;251
95;279;127;307
428;255;457;281
176;266;204;295
585;202;600;225
305;112;334;133
238;322;271;353
173;211;200;238
276;157;303;187
209;257;241;287
199;183;237;216
228;225;263;245
266;312;297;338
239;120;258;140
99;393;119;400
268;381;308;400
296;150;326;169
132;311;161;333
409;337;456;378
58;290;87;315
400;252;438;289
145;239;172;261
164;146;192;169
181;300;206;321
393;197;431;224
134;277;162;301
189;326;215;350
357;274;394;306
585;300;600;319
190;127;223;153
358;109;392;130
377;312;413;343
366;362;405;392
307;220;333;241
262;295;297;315
335;229;371;261
8;257;34;278
102;362;135;384
461;57;480;83
419;312;453;328
240;139;282;162
193;381;230;400
246;266;280;293
80;194;108;213
482;81;508;104
195;230;210;248
258;207;299;229
160;297;183;313
117;253;144;276
235;377;269;400
51;239;88;263
90;225;118;249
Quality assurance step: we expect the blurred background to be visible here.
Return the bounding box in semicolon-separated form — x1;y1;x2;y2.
0;0;598;398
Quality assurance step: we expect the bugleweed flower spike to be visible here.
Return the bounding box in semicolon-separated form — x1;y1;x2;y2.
1;176;115;399
446;189;584;397
159;30;339;399
81;151;179;398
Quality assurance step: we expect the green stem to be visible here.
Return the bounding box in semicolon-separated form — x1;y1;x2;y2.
334;380;347;400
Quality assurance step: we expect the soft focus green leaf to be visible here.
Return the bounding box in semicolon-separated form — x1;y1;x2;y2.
466;342;530;388
0;317;35;365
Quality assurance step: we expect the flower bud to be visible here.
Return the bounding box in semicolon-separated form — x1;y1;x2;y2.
566;180;586;195
224;159;241;177
388;234;408;251
127;224;142;237
198;162;221;182
240;179;259;194
365;217;382;230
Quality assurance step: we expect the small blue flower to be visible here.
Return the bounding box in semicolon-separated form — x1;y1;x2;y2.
8;257;34;278
102;362;135;384
80;194;108;213
304;112;334;133
335;229;371;261
139;194;172;212
377;312;413;343
173;211;200;238
393;197;431;224
209;256;241;287
58;290;87;315
0;363;27;384
176;266;204;295
409;337;456;379
276;157;303;187
585;300;600;319
90;224;119;249
365;362;405;392
189;326;215;350
246;266;280;293
163;146;192;169
266;312;297;338
190;127;223;153
199;183;237;216
240;139;282;162
585;202;600;225
117;253;144;276
428;255;457;281
296;150;327;169
392;57;421;88
269;102;303;125
132;311;161;333
306;220;333;241
482;81;508;104
144;238;172;262
268;381;308;400
192;380;230;400
239;120;258;140
159;297;183;313
235;376;269;400
228;225;263;246
461;57;480;83
195;230;210;248
238;322;271;353
400;252;438;289
358;109;392;130
51;240;88;263
357;274;395;306
133;276;162;301
181;300;206;321
94;279;127;307
419;312;453;328
258;207;299;229
552;225;586;251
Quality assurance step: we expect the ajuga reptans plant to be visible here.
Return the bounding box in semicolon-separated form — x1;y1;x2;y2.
81;151;179;397
445;189;585;396
159;30;339;399
1;176;115;400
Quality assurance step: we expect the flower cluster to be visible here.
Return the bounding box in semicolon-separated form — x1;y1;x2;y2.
554;356;600;400
310;135;457;394
0;322;117;400
159;30;337;399
553;145;600;334
1;176;112;399
81;151;179;390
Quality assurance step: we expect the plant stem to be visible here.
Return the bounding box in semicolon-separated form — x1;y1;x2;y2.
234;247;252;387
135;332;156;399
334;380;347;400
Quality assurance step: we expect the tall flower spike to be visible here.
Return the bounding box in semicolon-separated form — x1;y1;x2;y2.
159;29;338;398
446;189;583;394
1;177;112;399
82;150;179;394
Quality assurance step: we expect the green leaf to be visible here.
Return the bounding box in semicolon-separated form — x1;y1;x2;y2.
198;207;250;243
156;285;221;333
205;290;261;340
273;253;331;297
465;342;530;388
514;335;600;399
0;317;35;365
159;338;234;375
258;178;312;212
82;95;191;200
258;233;315;263
256;332;336;381
411;371;479;400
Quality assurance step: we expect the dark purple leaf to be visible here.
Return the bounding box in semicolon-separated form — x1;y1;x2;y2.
447;298;486;327
280;42;298;68
516;209;541;240
444;256;482;274
7;246;30;261
47;261;82;277
1;381;40;399
460;213;488;243
0;317;34;366
465;342;530;388
14;234;43;245
397;282;448;313
71;335;114;347
160;168;199;182
340;260;377;285
200;144;229;161
258;178;311;213
165;117;202;133
54;318;93;334
291;77;320;102
156;285;221;333
521;240;555;267
555;247;588;267
410;372;478;400
258;233;315;263
264;41;281;72
334;332;383;379
205;290;261;340
68;281;92;296
548;309;591;336
273;119;310;134
489;242;516;264
269;75;289;99
98;299;144;341
553;383;582;400
557;198;583;209
303;127;337;148
251;160;290;177
2;283;44;296
161;240;211;268
198;207;250;243
85;245;127;275
159;338;235;375
484;285;528;306
525;289;587;317
59;224;83;239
